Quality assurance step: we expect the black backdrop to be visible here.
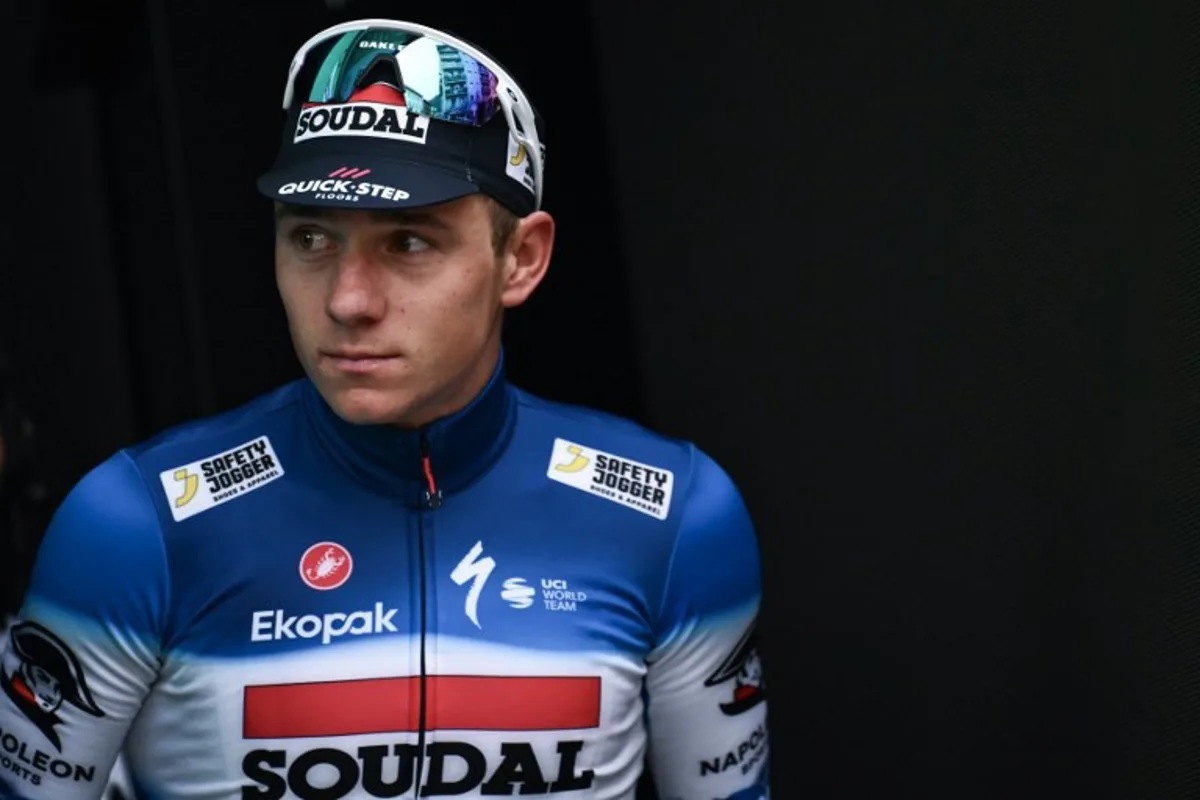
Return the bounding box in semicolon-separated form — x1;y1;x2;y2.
2;0;1197;798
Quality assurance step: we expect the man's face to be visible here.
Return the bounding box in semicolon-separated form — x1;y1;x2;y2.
23;664;62;712
275;195;534;428
738;652;764;687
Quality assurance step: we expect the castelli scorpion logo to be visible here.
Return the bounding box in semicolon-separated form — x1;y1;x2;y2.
299;542;354;591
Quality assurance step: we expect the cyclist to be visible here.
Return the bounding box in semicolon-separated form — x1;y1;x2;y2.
0;19;769;800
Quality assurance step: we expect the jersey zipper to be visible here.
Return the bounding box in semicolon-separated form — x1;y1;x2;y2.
414;431;441;795
421;435;443;509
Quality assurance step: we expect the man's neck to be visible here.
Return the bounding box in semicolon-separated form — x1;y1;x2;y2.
391;339;503;430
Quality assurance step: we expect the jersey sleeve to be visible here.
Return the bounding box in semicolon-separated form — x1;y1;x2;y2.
0;452;168;799
645;449;770;800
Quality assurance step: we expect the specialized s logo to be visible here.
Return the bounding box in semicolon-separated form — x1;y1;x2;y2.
705;620;767;716
451;541;496;628
1;622;104;752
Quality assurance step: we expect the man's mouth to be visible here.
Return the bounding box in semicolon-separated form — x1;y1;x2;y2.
320;350;400;374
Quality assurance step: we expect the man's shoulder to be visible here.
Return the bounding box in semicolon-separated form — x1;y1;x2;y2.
64;381;306;516
512;386;699;475
509;386;747;530
122;380;306;473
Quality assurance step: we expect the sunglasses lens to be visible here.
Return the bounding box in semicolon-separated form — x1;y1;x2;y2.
306;28;502;127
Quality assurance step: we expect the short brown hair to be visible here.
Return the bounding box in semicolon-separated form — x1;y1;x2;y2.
486;196;520;255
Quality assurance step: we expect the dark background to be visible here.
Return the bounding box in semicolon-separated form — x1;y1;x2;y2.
2;0;1197;798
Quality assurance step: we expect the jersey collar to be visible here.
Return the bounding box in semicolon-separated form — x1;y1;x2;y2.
301;351;516;506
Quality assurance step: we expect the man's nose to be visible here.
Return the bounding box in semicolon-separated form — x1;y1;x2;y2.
326;249;386;325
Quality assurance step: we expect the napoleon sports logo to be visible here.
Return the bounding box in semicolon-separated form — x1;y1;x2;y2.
700;722;768;779
705;620;767;716
2;622;104;750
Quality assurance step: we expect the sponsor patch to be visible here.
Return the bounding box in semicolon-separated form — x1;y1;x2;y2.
299;542;353;591
502;578;588;613
546;438;674;520
241;740;594;800
239;674;601;798
705;620;767;716
699;723;768;778
505;131;535;194
2;622;104;753
160;436;284;522
0;621;104;785
249;603;397;646
294;101;430;144
276;167;410;204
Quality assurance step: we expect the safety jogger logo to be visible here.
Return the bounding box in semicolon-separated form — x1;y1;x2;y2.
160;436;284;522
546;438;674;520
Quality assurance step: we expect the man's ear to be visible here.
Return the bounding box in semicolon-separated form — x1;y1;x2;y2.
500;211;556;308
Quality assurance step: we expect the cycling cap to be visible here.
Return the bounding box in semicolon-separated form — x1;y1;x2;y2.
257;19;545;216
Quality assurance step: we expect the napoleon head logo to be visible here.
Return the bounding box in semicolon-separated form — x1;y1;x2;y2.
704;619;767;716
2;621;105;751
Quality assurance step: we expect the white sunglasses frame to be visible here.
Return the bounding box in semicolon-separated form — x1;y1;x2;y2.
280;18;545;210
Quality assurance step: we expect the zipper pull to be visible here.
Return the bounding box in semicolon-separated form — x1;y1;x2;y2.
419;434;443;509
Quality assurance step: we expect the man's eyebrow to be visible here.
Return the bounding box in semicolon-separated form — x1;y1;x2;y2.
274;204;326;224
273;204;450;229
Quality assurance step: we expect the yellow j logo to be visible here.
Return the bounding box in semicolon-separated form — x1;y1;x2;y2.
174;468;199;507
554;445;589;473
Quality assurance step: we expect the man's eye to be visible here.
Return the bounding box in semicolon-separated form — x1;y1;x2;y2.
389;234;432;254
290;228;331;251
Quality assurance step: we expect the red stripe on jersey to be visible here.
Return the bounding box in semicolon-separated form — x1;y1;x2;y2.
243;675;601;738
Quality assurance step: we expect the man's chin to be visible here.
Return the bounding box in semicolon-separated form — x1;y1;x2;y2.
325;385;413;427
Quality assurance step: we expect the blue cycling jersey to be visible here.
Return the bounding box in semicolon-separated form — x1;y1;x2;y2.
0;357;769;799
